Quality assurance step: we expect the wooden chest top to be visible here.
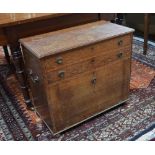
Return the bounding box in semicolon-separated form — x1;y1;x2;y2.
20;21;134;59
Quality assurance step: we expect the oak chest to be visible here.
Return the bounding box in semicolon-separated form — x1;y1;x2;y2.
20;21;134;134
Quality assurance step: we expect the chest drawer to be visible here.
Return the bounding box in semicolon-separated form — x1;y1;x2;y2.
113;34;131;48
45;46;131;84
43;34;131;72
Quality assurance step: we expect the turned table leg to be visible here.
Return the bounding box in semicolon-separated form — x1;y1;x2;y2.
3;45;11;65
10;43;34;110
115;13;124;25
143;13;150;55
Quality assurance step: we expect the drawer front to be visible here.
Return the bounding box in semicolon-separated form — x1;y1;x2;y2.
113;34;131;49
47;57;131;133
43;39;113;71
43;34;131;71
46;46;131;84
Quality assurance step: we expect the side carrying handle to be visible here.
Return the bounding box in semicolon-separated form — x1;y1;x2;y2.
27;69;39;83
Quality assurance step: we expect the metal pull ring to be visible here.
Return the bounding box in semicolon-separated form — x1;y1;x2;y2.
31;75;39;83
27;69;39;83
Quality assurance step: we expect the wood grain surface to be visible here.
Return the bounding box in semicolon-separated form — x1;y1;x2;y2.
21;21;134;134
20;21;134;58
0;13;69;28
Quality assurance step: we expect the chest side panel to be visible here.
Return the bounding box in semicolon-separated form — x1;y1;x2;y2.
22;47;51;124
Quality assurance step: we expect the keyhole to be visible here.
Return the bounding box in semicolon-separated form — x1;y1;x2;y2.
91;78;96;85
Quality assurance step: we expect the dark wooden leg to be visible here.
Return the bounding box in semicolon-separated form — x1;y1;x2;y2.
115;13;124;25
143;13;150;55
98;13;101;20
3;45;11;65
10;43;34;110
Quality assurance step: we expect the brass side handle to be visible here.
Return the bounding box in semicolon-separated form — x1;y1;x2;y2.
27;69;39;83
31;75;39;83
27;69;33;75
117;39;123;46
58;71;65;79
56;56;63;64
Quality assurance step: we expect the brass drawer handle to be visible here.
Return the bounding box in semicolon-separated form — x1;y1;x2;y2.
56;56;63;64
117;40;123;46
58;71;65;79
117;52;123;58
